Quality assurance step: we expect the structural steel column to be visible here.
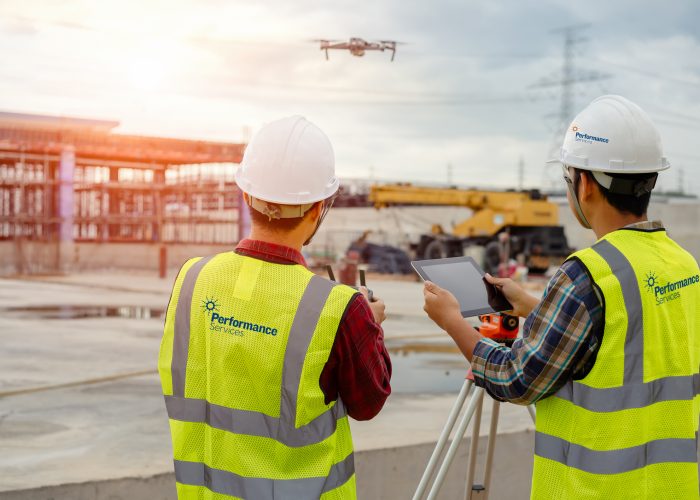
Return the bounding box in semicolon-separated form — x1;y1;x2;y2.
153;168;164;242
154;168;166;278
108;166;119;238
58;146;75;272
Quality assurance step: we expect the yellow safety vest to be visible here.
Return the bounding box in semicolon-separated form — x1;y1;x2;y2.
532;228;700;499
158;252;358;499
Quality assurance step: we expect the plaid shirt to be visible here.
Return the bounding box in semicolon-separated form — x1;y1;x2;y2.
470;221;664;405
235;239;392;420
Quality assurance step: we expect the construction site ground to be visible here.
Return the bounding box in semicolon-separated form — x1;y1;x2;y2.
0;270;543;499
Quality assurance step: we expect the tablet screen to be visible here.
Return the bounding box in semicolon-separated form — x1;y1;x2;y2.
412;256;512;317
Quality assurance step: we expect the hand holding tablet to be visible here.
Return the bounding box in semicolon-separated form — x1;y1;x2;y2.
412;257;512;317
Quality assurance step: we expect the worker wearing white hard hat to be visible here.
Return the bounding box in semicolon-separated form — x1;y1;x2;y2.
235;115;340;243
551;94;669;229
159;116;391;499
422;96;699;498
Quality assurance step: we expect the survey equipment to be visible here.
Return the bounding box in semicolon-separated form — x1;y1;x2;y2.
412;317;536;500
326;265;374;302
476;313;519;345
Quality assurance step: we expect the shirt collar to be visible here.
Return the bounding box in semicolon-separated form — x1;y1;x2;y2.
235;238;307;267
623;220;664;230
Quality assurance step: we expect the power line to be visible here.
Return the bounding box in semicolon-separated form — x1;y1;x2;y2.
669;151;700;161
652;118;700;131
315;94;545;106
655;111;700;126
591;57;700;88
0;57;546;104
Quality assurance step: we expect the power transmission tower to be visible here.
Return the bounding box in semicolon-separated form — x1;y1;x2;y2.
447;163;453;186
531;24;610;185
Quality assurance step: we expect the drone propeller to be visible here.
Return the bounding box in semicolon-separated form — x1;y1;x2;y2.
375;41;402;61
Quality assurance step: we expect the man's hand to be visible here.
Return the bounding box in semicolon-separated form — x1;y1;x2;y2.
484;273;539;318
360;287;386;324
423;281;464;332
423;281;486;362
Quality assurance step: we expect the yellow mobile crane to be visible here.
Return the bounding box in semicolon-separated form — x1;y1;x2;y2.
369;184;571;273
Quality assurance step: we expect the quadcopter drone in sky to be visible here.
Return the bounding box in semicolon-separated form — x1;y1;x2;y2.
316;38;400;61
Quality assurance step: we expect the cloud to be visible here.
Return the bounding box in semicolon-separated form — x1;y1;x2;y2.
2;16;39;36
0;0;697;192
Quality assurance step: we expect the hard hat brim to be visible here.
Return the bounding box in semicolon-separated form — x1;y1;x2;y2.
235;167;340;205
546;155;670;174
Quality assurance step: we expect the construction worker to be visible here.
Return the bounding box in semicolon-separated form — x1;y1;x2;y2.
158;116;391;499
423;95;699;498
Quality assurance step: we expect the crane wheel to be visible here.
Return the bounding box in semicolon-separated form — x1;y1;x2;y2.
424;240;446;260
484;241;501;275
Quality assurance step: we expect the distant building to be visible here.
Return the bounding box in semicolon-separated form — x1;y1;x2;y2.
0;111;245;274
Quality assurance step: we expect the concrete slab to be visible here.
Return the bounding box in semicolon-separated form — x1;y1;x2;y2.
0;274;537;498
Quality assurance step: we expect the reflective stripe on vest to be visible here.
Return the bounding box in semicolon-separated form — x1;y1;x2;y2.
173;452;354;499
171;254;215;396
165;257;355;497
535;433;697;475
554;371;700;412
535;238;699;474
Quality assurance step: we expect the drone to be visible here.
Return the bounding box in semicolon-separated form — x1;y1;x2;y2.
316;38;399;61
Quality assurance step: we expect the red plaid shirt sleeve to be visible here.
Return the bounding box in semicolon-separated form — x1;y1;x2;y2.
319;294;392;421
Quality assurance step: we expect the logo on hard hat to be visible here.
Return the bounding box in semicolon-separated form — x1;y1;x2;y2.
574;129;609;144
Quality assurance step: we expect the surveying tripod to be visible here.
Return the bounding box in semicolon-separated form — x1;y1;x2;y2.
412;313;537;500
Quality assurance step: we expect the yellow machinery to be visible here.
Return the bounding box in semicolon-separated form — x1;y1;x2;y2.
369;184;571;272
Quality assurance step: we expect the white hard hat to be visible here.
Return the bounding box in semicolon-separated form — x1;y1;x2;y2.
235;115;339;206
548;95;670;174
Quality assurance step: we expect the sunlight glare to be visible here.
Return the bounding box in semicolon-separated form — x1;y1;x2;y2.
125;39;176;92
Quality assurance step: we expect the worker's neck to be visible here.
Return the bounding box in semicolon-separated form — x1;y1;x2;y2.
589;205;647;239
248;227;306;252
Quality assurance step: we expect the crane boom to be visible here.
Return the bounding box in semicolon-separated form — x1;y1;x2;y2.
370;184;535;210
368;184;559;238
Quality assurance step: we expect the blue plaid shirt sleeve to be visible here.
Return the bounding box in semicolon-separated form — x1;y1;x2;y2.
469;259;604;405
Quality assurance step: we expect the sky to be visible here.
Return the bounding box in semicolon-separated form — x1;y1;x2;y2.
1;0;699;192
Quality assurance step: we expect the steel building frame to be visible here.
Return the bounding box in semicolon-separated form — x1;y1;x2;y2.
0;112;246;247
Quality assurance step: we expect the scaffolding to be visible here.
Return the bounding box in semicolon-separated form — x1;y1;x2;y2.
0;111;246;273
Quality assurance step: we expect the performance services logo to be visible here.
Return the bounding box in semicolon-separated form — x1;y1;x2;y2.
643;271;700;306
571;124;609;144
203;296;278;337
202;296;220;316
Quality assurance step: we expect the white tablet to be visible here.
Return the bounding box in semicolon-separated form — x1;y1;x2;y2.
412;256;512;318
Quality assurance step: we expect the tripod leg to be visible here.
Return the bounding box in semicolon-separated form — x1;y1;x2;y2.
425;387;484;500
527;404;536;424
476;399;500;500
464;390;484;499
413;379;474;500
